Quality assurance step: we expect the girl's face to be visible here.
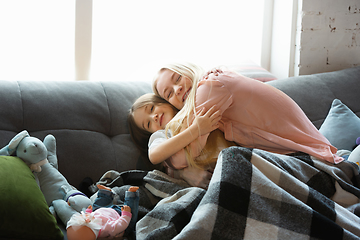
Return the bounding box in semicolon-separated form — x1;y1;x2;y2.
133;103;177;133
156;69;192;110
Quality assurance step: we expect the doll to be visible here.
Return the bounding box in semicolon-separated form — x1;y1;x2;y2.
66;185;140;240
348;137;360;166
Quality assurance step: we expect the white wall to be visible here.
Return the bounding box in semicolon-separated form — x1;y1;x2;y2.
295;0;360;75
268;0;360;78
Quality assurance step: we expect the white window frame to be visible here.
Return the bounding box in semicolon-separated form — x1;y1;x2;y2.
75;0;93;80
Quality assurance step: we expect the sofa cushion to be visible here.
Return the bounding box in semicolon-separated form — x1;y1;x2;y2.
229;60;277;82
0;156;63;240
319;99;360;151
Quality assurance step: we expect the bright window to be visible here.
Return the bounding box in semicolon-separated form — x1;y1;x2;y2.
0;0;265;82
90;0;265;82
0;0;75;81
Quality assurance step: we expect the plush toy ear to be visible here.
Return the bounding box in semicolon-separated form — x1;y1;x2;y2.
43;134;58;169
0;130;29;156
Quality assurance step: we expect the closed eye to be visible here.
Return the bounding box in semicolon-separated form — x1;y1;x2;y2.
167;90;173;100
164;74;180;100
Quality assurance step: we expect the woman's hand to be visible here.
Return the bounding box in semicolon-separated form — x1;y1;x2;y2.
192;105;221;136
149;106;220;165
177;166;213;189
203;67;224;80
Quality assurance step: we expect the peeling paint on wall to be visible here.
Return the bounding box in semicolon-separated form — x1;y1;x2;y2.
348;5;360;14
326;50;329;65
329;25;336;32
296;0;360;75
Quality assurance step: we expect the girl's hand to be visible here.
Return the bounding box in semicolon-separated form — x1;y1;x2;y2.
192;105;221;136
203;67;224;80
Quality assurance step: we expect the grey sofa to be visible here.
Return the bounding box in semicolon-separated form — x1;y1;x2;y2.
0;81;155;185
0;66;359;240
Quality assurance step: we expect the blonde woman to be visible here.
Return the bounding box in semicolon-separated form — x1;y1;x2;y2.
150;62;343;167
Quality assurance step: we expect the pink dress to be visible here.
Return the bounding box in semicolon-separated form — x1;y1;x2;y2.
194;70;342;164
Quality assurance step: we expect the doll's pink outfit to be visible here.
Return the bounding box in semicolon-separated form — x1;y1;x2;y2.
194;70;342;164
94;208;131;238
66;207;132;239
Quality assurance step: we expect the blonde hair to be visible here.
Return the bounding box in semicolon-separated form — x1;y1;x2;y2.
128;93;178;154
194;129;236;169
153;62;210;168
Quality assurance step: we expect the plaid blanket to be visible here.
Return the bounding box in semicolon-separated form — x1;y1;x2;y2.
97;147;360;240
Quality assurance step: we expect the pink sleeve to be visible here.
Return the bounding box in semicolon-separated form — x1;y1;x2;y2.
166;132;209;170
195;78;233;116
121;211;132;217
167;133;210;169
166;148;188;169
102;214;131;238
187;133;209;158
182;77;233;157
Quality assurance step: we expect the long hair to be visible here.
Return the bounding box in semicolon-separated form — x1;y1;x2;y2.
153;62;207;168
128;93;178;154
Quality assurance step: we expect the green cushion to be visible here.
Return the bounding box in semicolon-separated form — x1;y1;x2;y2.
0;156;63;240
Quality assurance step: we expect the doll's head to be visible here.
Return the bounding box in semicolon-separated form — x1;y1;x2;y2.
66;206;101;240
67;225;96;240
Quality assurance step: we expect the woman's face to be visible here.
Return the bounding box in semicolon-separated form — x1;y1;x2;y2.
133;103;177;133
156;69;193;110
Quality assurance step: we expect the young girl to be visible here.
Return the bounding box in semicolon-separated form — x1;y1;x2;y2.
128;93;228;171
151;62;344;166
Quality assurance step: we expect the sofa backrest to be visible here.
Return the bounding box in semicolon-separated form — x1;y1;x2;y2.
268;66;360;129
0;80;153;187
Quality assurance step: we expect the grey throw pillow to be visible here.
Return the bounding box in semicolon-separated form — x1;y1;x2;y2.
319;99;360;151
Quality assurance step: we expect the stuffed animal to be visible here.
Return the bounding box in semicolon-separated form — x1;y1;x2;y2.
0;130;50;171
0;130;92;224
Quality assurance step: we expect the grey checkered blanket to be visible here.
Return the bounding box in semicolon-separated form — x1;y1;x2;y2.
98;147;360;240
